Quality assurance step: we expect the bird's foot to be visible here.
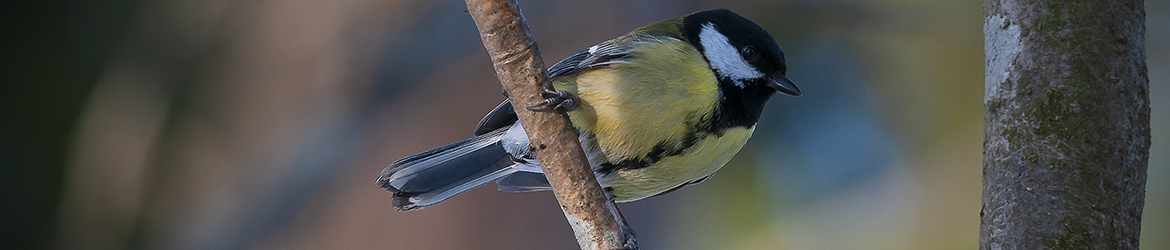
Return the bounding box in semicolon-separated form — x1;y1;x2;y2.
619;226;639;250
526;90;579;111
605;187;638;250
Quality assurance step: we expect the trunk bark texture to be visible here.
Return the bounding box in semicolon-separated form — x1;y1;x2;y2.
982;0;1149;249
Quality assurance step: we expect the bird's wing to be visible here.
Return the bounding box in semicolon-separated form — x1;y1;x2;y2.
547;42;633;79
474;100;517;136
473;42;633;136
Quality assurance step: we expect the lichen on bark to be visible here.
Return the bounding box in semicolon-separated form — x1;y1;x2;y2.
981;0;1149;249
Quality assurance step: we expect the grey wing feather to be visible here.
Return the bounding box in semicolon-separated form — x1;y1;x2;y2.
547;42;633;79
474;100;517;136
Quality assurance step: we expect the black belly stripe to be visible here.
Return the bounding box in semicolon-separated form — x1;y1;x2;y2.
596;129;703;174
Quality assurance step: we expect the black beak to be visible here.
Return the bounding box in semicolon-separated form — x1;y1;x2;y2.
765;73;801;96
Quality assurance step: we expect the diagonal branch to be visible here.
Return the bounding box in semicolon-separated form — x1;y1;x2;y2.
461;0;636;249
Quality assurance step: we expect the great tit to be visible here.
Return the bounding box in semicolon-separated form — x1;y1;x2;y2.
377;9;799;211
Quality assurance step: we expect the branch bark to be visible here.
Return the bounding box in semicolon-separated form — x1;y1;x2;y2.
982;0;1149;249
462;0;635;249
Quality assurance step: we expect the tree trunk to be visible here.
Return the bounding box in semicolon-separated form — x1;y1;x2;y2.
982;0;1149;249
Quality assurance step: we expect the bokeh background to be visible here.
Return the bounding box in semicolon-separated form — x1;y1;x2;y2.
4;0;1167;249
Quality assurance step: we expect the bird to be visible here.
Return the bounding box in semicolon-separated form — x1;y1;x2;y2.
377;9;800;211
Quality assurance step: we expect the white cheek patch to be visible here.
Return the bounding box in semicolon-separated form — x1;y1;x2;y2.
699;23;764;87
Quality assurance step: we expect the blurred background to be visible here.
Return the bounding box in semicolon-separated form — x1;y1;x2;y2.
3;0;1166;249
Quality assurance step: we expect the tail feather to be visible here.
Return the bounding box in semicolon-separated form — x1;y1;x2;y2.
495;171;552;192
377;128;517;211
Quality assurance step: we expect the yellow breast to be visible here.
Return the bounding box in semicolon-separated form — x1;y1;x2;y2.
609;127;755;202
554;37;718;163
552;37;754;202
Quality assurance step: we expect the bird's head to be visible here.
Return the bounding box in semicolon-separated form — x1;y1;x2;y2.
684;9;800;96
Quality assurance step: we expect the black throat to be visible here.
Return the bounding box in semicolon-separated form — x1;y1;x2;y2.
702;78;776;134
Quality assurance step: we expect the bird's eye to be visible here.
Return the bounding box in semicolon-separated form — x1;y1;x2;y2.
741;46;758;61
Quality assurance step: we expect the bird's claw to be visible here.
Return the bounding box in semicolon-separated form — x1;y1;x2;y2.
526;90;579;111
605;187;638;250
620;225;639;250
